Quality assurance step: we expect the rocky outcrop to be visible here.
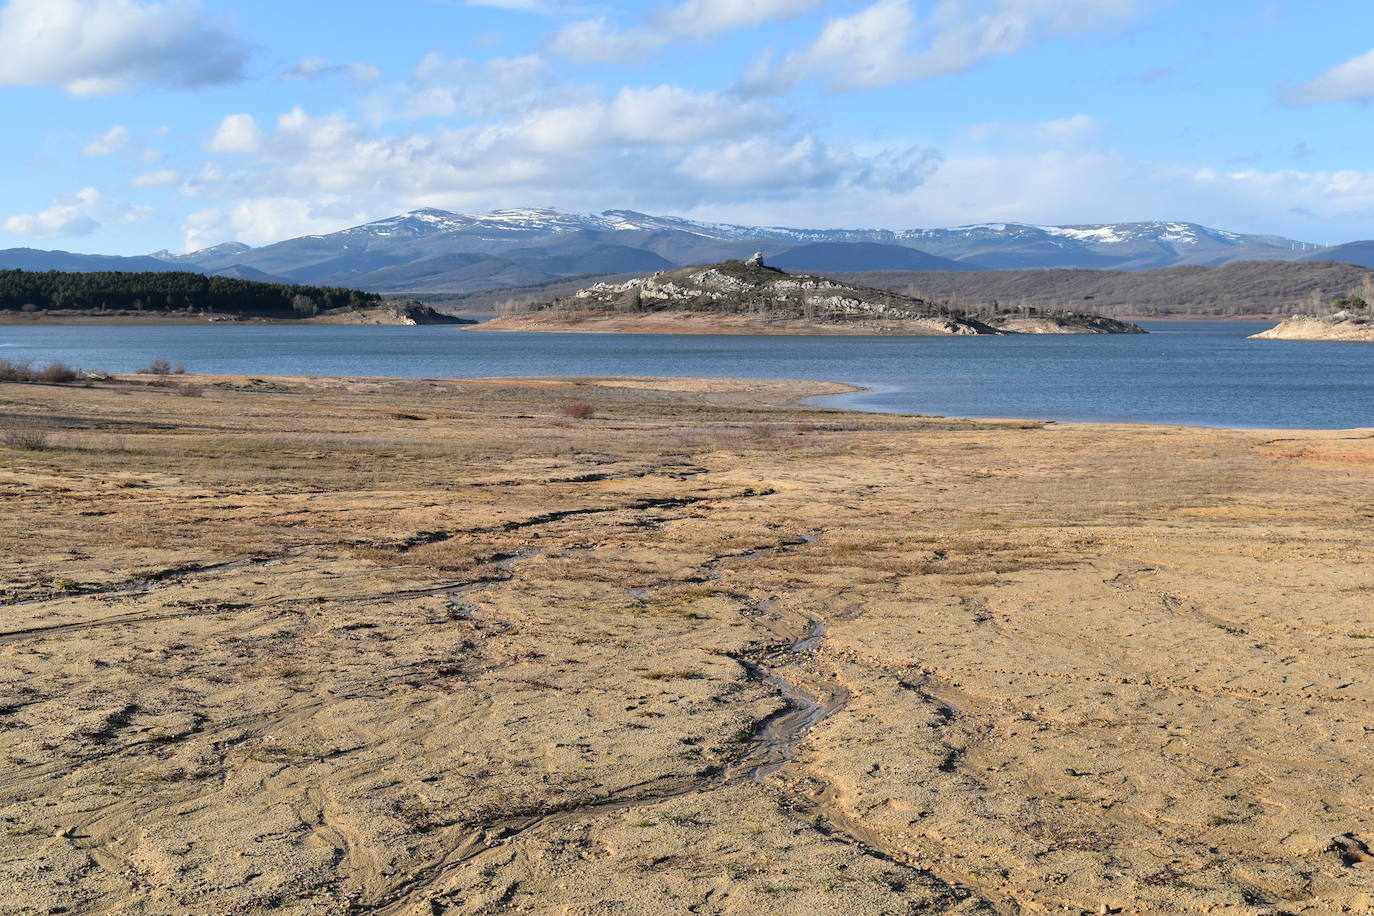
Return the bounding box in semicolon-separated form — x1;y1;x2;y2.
1251;311;1374;341
989;314;1147;335
477;258;1144;336
309;301;473;326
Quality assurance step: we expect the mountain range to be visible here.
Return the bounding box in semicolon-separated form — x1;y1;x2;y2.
0;207;1359;295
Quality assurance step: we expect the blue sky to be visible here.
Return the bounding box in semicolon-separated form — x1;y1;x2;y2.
4;0;1374;254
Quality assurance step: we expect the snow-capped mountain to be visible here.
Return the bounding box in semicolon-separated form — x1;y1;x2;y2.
4;206;1347;295
150;241;253;264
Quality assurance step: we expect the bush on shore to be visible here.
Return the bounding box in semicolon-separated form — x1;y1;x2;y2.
0;358;79;384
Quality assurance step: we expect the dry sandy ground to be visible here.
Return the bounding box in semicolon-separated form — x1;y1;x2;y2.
1;374;1373;915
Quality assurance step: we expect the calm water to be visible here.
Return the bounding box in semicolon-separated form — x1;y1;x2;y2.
2;320;1370;429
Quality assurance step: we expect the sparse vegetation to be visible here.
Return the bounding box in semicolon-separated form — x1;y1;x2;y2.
1;427;51;451
0;358;79;384
137;359;186;376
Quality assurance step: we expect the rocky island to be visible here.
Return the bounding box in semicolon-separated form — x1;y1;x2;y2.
472;255;1145;335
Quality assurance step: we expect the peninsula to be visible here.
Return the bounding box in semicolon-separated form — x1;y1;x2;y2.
472;255;1145;335
1251;308;1374;341
0;269;467;326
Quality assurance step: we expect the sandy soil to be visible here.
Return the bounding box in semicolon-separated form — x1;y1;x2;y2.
2;374;1373;914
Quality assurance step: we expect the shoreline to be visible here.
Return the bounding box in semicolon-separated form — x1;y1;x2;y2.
4;371;1372;912
6;370;1367;434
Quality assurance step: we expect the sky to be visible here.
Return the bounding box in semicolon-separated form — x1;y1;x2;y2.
4;0;1374;255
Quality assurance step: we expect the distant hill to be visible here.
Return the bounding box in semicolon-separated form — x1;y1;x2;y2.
209;264;295;284
0;269;379;319
0;248;182;273
770;242;981;272
3;208;1352;296
1295;241;1374;269
829;259;1374;318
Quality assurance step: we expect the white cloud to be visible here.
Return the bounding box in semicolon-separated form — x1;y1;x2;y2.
4;188;153;238
1281;47;1374;106
548;0;825;64
280;57;382;84
967;113;1105;147
653;0;827;39
466;0;567;10
207;113;263;154
82;125;130;157
509;86;786;152
370;53;557;122
173;84;932;247
741;0;1139;94
0;0;248;97
546;18;665;64
132;168;181;188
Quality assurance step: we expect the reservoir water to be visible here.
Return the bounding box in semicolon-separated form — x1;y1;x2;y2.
2;320;1369;429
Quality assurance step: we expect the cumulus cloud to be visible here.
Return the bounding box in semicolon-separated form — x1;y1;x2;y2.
548;0;825;64
545;18;665;64
1281;47;1374;106
82;125;130;157
181;199;369;250
368;53;558;122
207;113;263;154
173;81;936;246
740;0;1139;94
4;188;153;238
132;168;181;189
967;113;1105;147
652;0;828;38
280;57;382;84
169;87;1374;247
0;0;248;97
465;0;568;10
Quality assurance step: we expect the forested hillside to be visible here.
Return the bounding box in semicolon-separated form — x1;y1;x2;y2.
829;260;1374;318
0;270;379;317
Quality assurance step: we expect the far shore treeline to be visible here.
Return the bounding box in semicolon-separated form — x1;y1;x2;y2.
0;270;379;318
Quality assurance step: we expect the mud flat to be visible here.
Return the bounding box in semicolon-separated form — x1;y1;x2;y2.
1;373;1372;914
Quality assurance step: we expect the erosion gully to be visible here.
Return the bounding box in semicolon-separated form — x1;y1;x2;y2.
370;525;982;914
1;486;986;911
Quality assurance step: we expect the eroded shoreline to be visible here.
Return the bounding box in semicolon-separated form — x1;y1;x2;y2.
2;374;1372;914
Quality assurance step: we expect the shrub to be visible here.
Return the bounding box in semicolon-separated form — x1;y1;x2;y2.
138;358;172;375
176;383;204;397
0;359;80;384
563;401;595;420
0;358;32;382
35;361;77;384
1;427;51;451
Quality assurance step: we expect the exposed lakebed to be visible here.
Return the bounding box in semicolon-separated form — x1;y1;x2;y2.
3;319;1370;428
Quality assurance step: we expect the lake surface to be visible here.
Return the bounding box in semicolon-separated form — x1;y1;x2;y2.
2;320;1370;429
